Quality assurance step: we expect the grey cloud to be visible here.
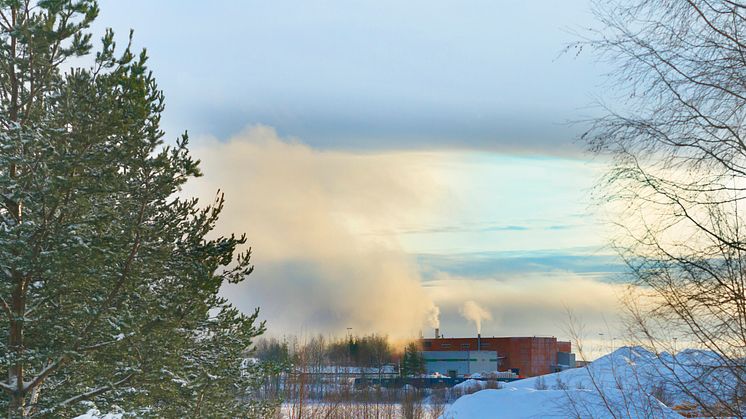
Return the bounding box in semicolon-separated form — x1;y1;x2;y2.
417;249;625;281
391;223;531;235
188;107;591;157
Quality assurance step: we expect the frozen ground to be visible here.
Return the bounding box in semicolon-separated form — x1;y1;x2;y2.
442;346;737;418
442;386;680;418
76;346;739;419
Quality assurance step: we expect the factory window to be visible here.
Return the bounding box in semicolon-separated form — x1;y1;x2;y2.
461;343;470;349
423;341;432;349
441;343;452;348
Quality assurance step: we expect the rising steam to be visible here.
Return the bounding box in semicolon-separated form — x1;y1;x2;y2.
427;304;441;329
460;300;492;334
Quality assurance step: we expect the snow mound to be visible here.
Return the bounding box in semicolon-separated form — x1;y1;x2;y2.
452;378;486;392
508;346;735;408
443;388;568;419
442;387;681;419
442;346;738;418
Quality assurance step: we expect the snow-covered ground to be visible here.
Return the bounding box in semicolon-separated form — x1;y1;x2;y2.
76;346;740;419
442;386;680;418
442;346;738;418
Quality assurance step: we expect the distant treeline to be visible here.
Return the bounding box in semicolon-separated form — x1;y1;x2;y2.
251;334;443;414
254;334;399;369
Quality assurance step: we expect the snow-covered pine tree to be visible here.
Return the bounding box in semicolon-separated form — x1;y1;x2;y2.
0;1;270;417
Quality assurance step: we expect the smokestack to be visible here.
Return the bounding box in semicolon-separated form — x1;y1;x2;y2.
435;328;440;339
478;333;481;350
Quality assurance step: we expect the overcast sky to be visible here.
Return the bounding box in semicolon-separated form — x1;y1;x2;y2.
95;0;607;152
95;1;625;346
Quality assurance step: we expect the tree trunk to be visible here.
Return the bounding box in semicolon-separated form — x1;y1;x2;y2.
7;5;26;416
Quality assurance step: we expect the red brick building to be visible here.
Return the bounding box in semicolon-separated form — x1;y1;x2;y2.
419;335;573;377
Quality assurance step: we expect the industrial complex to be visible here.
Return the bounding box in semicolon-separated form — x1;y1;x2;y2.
419;329;575;377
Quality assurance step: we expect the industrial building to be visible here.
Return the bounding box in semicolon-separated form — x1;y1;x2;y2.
420;331;575;377
422;350;498;377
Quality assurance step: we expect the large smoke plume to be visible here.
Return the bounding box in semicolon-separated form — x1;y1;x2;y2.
183;125;443;338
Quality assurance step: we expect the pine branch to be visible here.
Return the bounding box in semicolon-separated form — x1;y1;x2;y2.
32;373;135;418
0;380;14;395
22;359;65;395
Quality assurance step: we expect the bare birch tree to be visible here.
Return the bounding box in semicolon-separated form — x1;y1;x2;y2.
584;0;746;416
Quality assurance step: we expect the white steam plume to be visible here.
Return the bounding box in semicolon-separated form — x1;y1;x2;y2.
426;304;440;329
460;300;492;334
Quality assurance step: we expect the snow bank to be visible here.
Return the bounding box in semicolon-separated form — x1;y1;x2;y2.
452;378;485;392
442;387;681;419
442;346;738;418
508;346;735;408
443;388;568;418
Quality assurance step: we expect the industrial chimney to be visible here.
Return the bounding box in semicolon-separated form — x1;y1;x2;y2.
435;328;440;339
478;333;481;350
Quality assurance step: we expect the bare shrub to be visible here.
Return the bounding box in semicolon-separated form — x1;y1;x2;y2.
484;380;502;390
649;382;672;409
553;376;568;391
463;382;483;395
577;0;746;416
401;388;425;419
428;387;448;419
449;385;464;402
